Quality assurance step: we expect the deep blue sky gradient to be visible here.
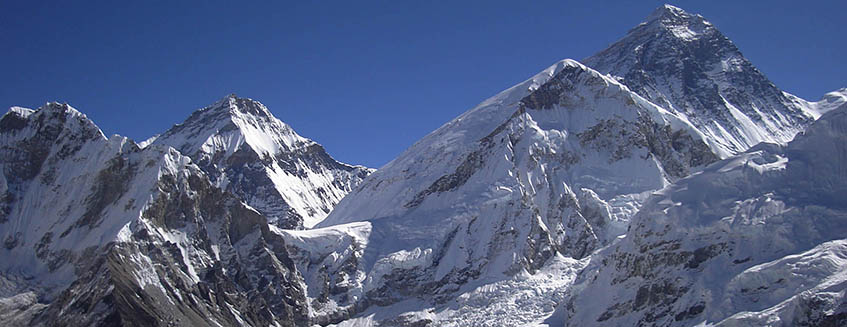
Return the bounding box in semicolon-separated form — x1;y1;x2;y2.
2;1;845;168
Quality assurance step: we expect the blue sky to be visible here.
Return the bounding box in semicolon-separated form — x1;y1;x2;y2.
2;1;844;168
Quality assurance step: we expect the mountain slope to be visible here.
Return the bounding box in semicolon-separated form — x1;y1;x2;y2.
2;4;844;326
299;58;720;324
152;95;372;229
0;104;309;326
584;4;817;157
563;104;847;326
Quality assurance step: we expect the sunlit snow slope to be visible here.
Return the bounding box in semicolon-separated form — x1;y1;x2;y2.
299;58;720;324
563;104;847;326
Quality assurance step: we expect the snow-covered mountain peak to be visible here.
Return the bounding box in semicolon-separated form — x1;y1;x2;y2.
153;95;372;229
0;107;33;133
647;4;686;19
468;59;583;114
388;58;678;170
1;101;312;325
1;102;108;151
302;56;722;322
642;4;713;41
208;93;276;119
33;102;102;133
324;56;718;236
42;101;79;113
161;94;307;160
5;106;34;118
585;5;816;157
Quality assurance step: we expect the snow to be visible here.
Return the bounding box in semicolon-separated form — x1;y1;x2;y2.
563;106;847;326
152;94;371;228
274;222;372;317
137;134;158;148
7;106;34;118
434;255;585;326
324;254;586;327
304;55;726;325
0;291;46;326
0;102;230;303
273;221;372;259
160;95;309;158
809;88;847;116
322;58;711;228
2;4;845;325
584;4;817;159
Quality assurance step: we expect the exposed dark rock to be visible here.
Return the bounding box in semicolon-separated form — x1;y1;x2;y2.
0;110;29;132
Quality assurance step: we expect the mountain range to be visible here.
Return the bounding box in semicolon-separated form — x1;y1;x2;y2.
1;4;845;327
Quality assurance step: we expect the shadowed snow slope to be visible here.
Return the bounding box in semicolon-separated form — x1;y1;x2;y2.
152;94;372;229
563;105;847;326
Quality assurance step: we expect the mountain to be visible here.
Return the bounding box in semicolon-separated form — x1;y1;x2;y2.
151;95;372;229
562;104;847;326
291;5;845;326
584;4;820;157
295;58;721;324
0;103;309;326
3;4;845;327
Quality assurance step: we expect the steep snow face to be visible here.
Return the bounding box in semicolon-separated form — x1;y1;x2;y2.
563;105;847;326
584;4;816;157
309;59;718;323
0;104;309;326
153;94;372;229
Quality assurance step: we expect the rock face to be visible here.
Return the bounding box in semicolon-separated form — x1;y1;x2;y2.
152;95;372;229
584;4;819;157
0;104;309;326
301;59;719;323
562;105;847;326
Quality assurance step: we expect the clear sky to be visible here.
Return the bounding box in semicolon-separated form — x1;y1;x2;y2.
2;1;845;168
